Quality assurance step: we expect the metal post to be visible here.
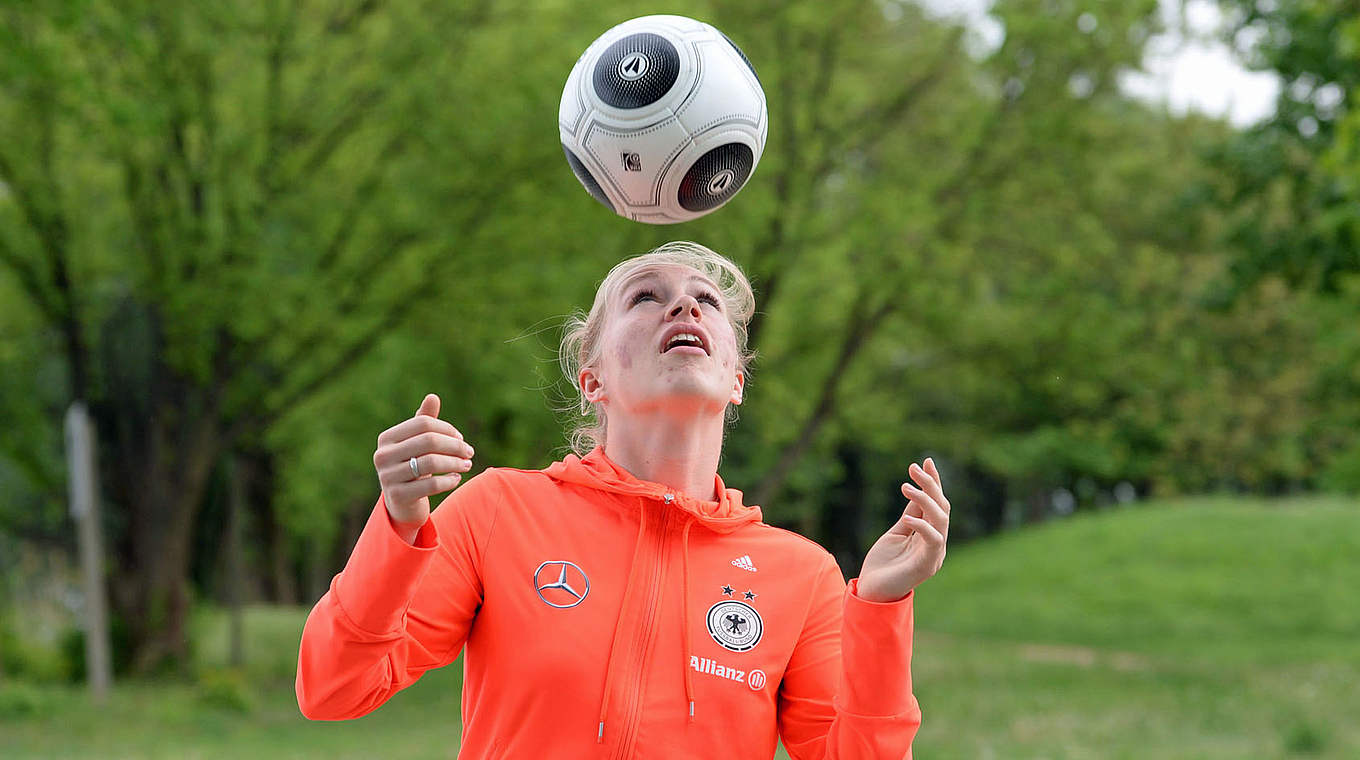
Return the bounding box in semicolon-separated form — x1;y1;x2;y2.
65;402;112;701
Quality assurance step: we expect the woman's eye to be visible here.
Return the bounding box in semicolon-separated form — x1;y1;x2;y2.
697;292;722;308
631;289;658;305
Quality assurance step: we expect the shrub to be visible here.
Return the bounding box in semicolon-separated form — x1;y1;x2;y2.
195;666;255;713
0;682;45;718
1320;442;1360;494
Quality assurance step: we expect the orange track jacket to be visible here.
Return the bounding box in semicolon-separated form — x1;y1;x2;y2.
296;448;922;759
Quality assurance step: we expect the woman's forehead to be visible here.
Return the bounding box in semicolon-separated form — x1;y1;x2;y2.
616;263;718;293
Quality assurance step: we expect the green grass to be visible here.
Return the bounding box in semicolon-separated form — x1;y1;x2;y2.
909;495;1360;759
919;495;1360;666
1;606;468;759
3;496;1357;758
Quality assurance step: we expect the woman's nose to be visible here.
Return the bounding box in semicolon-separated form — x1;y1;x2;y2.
668;295;701;320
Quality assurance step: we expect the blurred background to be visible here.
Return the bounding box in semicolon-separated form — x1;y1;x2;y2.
1;0;1357;757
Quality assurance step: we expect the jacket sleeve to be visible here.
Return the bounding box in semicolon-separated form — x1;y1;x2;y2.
777;560;922;760
294;470;502;720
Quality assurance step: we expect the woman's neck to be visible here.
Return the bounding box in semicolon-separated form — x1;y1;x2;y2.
602;411;724;501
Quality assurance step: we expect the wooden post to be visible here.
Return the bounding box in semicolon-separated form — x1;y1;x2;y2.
65;402;112;701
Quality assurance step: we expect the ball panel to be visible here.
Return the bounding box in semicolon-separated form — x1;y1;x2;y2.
641;14;710;34
559;56;589;138
677;143;754;212
630;209;688;225
592;32;681;110
582;112;690;208
672;39;766;139
562;144;615;213
720;31;761;85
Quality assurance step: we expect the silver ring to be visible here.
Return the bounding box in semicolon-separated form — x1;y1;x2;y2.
409;457;420;479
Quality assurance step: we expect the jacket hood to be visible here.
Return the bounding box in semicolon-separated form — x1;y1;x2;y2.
544;447;762;534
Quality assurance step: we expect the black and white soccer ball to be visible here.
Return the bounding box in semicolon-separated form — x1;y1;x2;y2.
559;15;767;224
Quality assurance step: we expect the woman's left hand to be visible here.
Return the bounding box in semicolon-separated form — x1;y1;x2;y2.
856;458;950;603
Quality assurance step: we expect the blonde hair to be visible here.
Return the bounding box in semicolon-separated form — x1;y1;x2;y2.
560;241;756;456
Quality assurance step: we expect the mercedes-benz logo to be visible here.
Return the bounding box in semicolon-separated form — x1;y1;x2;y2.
533;560;590;608
618;51;650;81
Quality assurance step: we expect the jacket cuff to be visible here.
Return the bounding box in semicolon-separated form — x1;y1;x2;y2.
839;578;916;716
332;495;440;635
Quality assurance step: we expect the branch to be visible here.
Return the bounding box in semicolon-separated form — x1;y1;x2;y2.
325;0;384;34
121;152;170;295
931;97;1011;211
228;155;527;437
21;82;88;400
749;291;898;506
230;271;430;439
281;0;494;196
286;87;386;187
0;144;64;271
808;26;964;186
252;126;406;284
745;25;811;352
256;0;299;205
0;229;61;323
222;223;425;425
750;66;1016;506
295;142;521;353
748;19;959;352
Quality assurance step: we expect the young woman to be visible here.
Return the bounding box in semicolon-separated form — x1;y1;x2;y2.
296;241;950;759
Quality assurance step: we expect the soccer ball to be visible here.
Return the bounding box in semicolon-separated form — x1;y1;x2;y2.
559;15;767;224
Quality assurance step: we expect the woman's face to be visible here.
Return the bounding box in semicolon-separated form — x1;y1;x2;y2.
582;264;744;420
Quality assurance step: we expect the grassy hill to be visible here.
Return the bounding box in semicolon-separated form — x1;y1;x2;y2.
910;496;1360;758
2;496;1356;758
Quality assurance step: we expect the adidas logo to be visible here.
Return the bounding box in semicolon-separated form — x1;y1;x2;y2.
730;555;757;572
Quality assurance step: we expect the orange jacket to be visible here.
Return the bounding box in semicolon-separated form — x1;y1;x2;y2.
296;448;921;759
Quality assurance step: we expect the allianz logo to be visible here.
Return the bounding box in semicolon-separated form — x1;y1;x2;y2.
690;656;768;690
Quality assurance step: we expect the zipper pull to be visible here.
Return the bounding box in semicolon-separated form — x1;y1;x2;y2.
663;493;675;504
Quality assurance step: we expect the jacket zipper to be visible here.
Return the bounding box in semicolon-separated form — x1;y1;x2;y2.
611;496;674;760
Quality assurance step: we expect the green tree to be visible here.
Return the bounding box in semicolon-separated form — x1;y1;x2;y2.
1209;0;1359;291
1209;0;1360;487
0;0;551;673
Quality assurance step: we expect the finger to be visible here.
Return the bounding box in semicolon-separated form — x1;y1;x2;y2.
902;483;949;536
896;513;945;547
417;393;440;418
418;454;474;476
391;454;472;481
378;413;463;445
909;462;951;515
388;473;462;502
387;432;475;463
888;504;922;537
924;457;942;488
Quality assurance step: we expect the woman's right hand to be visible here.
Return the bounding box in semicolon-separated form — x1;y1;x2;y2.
374;394;475;537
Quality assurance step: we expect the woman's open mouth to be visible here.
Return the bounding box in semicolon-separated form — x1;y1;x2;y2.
660;326;710;355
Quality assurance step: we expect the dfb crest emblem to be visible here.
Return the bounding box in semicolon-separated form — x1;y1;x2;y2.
706;600;763;652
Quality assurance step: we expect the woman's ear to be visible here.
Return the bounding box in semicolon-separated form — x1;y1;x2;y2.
580;367;605;404
729;371;745;406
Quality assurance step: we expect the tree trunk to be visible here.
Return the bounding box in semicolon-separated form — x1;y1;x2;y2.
306;538;328;606
820;444;869;578
266;499;298;605
102;387;223;676
226;454;246;668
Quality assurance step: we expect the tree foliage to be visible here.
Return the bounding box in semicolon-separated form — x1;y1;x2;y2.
1210;0;1360;292
1;0;1356;671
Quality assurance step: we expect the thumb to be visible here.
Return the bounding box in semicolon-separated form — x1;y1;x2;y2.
416;393;440;418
